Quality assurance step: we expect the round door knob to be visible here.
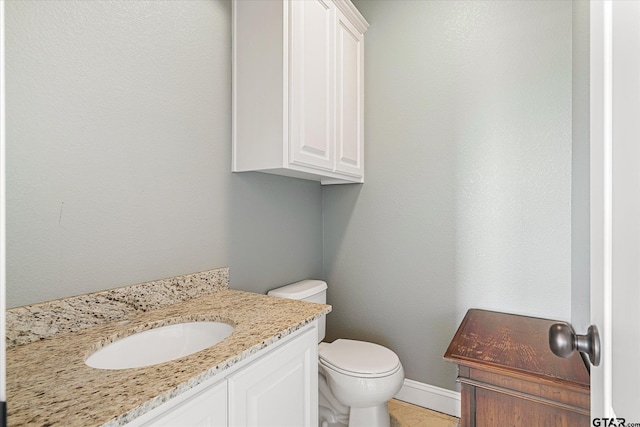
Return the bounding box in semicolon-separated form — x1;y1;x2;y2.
548;323;576;358
548;322;600;366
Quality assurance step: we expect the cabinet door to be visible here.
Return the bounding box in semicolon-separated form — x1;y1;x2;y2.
228;328;318;427
142;380;227;427
335;9;364;178
289;0;335;172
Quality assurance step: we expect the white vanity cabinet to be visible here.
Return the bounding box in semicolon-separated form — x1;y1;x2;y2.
232;0;368;185
129;324;318;427
228;324;318;426
141;380;228;427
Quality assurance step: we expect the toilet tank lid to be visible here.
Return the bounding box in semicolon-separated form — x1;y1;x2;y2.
268;280;327;300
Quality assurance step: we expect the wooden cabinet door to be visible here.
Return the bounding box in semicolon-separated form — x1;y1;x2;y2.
228;328;318;427
289;0;335;172
335;8;364;178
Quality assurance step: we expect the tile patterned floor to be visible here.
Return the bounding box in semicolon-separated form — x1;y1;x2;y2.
389;399;460;427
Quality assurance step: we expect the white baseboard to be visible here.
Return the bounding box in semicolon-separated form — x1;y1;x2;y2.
393;379;461;418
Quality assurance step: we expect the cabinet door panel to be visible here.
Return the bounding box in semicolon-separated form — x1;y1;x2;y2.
289;0;334;171
143;380;227;427
228;328;318;427
335;10;364;178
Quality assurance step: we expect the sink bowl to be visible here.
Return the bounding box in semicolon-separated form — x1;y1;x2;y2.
85;321;234;370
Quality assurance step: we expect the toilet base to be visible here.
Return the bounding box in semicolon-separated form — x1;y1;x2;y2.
319;361;398;427
319;404;348;427
348;402;391;427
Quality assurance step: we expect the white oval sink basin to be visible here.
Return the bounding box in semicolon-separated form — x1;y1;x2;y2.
85;321;234;370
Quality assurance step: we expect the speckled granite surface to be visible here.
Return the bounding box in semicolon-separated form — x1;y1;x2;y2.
6;268;229;348
6;269;330;426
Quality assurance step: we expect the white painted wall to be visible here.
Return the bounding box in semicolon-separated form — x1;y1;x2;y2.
323;0;573;390
5;0;322;307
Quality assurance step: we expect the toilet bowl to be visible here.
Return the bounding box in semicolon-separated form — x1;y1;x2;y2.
319;339;404;427
268;280;405;427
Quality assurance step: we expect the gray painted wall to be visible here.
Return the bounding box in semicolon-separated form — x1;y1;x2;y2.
323;0;573;390
6;0;322;308
6;0;586;397
571;0;591;334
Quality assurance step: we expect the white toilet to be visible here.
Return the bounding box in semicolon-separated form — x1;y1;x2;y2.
268;280;404;427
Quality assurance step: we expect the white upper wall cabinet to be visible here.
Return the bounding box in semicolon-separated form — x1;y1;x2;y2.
232;0;368;185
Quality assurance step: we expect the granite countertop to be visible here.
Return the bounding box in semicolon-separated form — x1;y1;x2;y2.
6;269;330;426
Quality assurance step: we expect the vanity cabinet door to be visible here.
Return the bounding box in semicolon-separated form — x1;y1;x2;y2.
141;379;227;427
228;327;318;427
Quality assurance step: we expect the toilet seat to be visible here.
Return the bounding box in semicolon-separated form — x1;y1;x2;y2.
319;339;401;378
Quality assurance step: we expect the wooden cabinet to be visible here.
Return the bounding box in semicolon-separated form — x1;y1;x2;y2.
232;0;368;185
444;309;590;427
130;324;318;427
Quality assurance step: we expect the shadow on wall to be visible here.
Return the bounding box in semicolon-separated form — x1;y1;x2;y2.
228;172;323;295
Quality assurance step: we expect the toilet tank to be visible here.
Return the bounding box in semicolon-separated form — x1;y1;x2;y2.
268;280;327;342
